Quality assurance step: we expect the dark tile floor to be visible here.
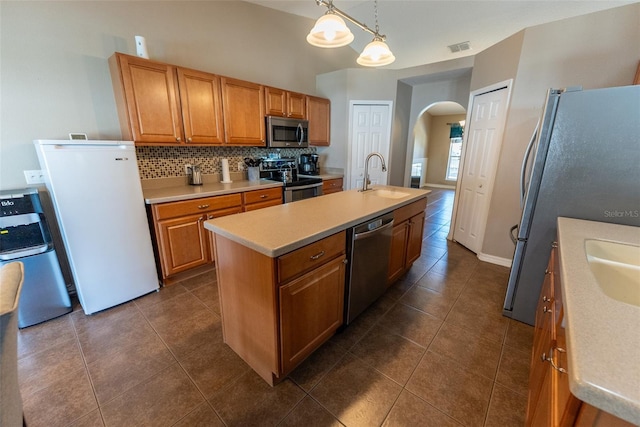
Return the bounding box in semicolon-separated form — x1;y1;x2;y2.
17;188;533;427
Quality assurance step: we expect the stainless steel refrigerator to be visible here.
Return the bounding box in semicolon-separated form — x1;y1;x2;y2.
503;85;640;325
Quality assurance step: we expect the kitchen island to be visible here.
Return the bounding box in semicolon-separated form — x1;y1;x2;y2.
204;185;430;385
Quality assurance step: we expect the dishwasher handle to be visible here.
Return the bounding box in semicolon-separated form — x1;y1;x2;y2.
354;219;394;241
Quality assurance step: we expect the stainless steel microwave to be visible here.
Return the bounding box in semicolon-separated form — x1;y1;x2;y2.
265;116;309;148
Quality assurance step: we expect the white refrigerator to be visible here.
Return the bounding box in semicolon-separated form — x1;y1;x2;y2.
34;140;159;314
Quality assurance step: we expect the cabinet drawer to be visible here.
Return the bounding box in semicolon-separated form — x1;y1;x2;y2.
277;231;346;284
394;198;427;224
322;178;343;194
153;194;242;220
243;187;282;206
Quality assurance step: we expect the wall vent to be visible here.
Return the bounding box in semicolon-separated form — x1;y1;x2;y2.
447;41;471;53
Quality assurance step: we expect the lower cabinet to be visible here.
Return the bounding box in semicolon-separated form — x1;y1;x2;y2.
526;243;634;427
322;178;343;195
150;194;242;282
279;256;345;374
388;199;427;284
214;230;346;385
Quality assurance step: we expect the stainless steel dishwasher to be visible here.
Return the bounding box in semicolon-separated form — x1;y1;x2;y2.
344;212;394;325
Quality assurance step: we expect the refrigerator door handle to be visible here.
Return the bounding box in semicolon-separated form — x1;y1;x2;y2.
509;224;519;245
520;120;539;208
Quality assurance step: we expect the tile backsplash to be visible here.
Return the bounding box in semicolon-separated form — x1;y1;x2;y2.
136;145;317;179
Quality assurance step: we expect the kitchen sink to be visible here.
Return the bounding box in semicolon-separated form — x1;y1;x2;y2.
585;239;640;307
370;189;410;199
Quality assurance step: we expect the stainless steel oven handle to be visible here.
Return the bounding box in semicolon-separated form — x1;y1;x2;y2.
287;182;323;191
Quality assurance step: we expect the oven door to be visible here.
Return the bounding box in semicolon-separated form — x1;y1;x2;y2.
283;183;323;203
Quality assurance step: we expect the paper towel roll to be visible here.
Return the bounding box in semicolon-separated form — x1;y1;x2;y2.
221;159;232;183
135;36;149;59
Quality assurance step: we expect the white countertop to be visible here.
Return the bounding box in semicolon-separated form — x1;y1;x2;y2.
142;179;283;204
557;217;640;424
204;185;430;257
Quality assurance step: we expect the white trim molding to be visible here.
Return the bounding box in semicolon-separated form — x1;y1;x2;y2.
477;252;512;268
423;183;456;189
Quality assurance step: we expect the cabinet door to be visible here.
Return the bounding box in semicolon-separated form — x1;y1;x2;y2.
113;53;184;144
157;213;208;277
306;96;330;146
406;211;425;266
322;178;343;195
177;68;225;144
265;87;286;117
388;222;409;284
221;77;265;145
279;256;345;374
286;92;307;119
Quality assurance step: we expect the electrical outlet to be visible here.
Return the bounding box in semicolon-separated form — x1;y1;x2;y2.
238;161;244;171
184;164;192;174
24;170;45;184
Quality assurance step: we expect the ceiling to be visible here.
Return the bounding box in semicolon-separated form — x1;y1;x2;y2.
245;0;633;70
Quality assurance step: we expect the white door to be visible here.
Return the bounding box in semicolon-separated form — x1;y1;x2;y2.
453;86;509;253
348;103;391;190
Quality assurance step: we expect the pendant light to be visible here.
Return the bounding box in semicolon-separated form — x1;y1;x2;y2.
307;0;395;67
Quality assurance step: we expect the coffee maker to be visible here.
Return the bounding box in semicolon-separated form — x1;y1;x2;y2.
298;154;319;175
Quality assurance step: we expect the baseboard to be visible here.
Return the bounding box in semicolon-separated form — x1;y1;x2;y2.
423;183;456;189
477;252;512;268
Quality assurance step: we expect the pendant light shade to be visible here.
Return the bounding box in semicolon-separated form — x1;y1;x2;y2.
307;13;354;48
356;38;395;67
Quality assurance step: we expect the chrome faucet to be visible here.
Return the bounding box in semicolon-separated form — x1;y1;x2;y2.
360;152;387;192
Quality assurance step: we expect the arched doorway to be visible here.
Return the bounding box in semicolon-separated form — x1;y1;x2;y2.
409;101;466;189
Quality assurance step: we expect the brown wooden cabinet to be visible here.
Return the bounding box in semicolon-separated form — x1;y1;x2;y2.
265;87;306;119
306;95;331;146
109;53;184;144
150;194;242;281
214;230;346;385
221;77;265;145
242;187;282;211
526;243;634;427
177;68;225;144
388;198;427;284
322;177;343;195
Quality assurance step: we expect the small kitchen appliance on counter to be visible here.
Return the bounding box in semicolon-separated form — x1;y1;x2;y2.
260;158;322;202
0;188;72;328
187;164;203;185
298;153;319;175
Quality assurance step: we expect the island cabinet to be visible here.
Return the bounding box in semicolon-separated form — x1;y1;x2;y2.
306;95;331;146
265;87;306;119
220;77;265;146
150;194;242;282
214;230;346;385
526;243;634;427
322;178;343;195
388;198;427;284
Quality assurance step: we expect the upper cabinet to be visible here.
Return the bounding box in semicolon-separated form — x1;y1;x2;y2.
177;68;225;144
220;77;265;146
265;87;306;119
109;52;328;147
306;95;331;146
109;53;184;144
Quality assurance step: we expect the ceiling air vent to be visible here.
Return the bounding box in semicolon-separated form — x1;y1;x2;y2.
447;41;471;53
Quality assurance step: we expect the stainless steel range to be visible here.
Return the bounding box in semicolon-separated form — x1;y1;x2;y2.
260;158;323;203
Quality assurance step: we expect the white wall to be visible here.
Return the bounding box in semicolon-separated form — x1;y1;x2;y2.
476;3;640;260
0;1;356;190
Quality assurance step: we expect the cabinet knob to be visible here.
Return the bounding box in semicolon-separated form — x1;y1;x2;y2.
187;137;192;143
176;137;181;142
208;215;214;219
543;306;551;314
310;250;325;260
542;296;551;302
198;204;210;209
260;194;268;198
